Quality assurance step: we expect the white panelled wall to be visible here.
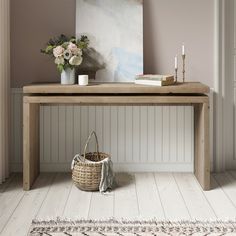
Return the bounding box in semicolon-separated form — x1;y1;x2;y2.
11;89;195;172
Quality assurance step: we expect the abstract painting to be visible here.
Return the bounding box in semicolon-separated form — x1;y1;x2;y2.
76;0;143;82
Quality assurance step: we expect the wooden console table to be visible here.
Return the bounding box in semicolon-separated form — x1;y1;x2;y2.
23;82;210;191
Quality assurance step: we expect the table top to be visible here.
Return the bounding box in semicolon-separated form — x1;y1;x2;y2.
23;82;210;95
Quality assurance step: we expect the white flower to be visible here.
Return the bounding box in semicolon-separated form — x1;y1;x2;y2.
68;42;82;56
75;48;82;56
63;50;72;60
53;46;64;58
54;56;64;65
69;55;83;66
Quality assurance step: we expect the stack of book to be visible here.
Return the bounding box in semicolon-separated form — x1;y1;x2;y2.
135;74;175;86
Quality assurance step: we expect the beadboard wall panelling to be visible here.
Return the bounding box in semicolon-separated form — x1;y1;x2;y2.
225;0;236;170
10;89;194;172
10;88;23;172
233;0;236;168
233;88;236;167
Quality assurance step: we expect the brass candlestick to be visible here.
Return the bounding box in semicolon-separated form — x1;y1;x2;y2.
182;54;186;83
175;68;178;83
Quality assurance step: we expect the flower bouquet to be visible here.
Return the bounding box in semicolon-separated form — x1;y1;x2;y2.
41;34;89;84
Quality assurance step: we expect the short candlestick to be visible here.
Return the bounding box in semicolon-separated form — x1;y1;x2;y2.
182;54;186;83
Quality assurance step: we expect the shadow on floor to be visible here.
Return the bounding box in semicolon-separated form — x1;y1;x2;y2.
113;172;134;190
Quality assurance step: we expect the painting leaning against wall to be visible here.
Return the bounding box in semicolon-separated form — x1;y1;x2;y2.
76;0;143;82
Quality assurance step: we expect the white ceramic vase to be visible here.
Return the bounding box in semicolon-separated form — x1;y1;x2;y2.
61;68;75;85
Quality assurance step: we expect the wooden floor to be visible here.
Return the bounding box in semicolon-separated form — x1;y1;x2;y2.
1;172;236;235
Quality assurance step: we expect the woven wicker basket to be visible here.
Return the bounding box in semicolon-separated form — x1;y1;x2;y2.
72;131;111;191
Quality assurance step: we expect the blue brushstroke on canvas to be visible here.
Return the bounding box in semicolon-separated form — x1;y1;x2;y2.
112;47;143;81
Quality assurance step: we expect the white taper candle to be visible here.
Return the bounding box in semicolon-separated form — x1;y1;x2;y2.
175;55;178;69
182;44;185;55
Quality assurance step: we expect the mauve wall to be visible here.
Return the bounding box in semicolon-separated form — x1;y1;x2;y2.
11;0;214;88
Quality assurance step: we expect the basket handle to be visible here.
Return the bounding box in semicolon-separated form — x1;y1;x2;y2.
83;131;99;161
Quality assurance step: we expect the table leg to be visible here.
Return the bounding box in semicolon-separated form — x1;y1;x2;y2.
194;102;210;190
23;101;40;190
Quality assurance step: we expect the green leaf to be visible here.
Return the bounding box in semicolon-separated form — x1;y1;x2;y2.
45;45;53;53
77;35;89;49
62;42;69;49
57;64;64;73
70;37;76;43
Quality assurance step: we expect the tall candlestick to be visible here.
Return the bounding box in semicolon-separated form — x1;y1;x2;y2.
175;68;178;83
182;54;186;83
182;44;186;83
175;55;178;83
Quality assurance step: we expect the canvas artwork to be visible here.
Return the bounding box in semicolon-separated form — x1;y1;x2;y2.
76;0;143;82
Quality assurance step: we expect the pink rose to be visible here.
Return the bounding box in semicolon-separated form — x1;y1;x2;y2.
53;46;64;58
68;42;82;55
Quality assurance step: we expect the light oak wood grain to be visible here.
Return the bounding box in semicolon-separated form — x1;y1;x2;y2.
24;95;209;105
23;82;210;94
22;82;210;191
194;102;210;190
23;102;40;190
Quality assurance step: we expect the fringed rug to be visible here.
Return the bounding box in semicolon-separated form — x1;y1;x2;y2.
29;219;236;236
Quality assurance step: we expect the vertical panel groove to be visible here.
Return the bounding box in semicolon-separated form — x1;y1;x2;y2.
131;106;133;162
176;107;178;163
124;107;126;162
117;107;119;162
72;106;75;156
154;106;156;163
132;106;134;162
102;106;104;151
79;106;81;155
65;106;67;160
168;107;171;162
49;106;51;162
183;107;186;162
109;106;111;154
57;106;59;162
161;107;163;162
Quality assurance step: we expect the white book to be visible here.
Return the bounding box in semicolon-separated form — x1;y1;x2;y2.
136;74;174;81
134;79;175;86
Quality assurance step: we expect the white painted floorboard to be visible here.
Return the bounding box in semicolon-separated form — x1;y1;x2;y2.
173;173;216;220
36;173;72;218
214;172;236;208
0;174;25;232
0;172;236;236
1;173;54;236
114;173;139;219
154;173;190;220
135;173;165;219
203;176;236;218
63;184;92;219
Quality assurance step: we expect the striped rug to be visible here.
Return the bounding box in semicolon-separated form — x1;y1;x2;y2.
29;219;236;235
